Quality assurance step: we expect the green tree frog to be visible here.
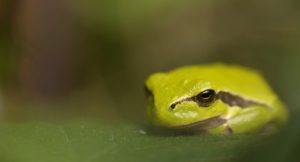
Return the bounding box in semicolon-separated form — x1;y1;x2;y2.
145;63;288;134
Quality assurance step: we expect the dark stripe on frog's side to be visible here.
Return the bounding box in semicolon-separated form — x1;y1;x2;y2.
217;91;272;109
170;91;271;109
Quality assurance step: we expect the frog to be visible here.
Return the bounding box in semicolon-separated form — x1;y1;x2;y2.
144;63;288;134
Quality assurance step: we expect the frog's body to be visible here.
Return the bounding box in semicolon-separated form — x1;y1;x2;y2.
145;64;288;134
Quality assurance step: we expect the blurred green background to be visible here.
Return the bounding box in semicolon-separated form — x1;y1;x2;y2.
0;0;300;161
0;0;299;122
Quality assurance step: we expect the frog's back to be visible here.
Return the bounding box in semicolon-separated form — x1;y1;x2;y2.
169;63;278;107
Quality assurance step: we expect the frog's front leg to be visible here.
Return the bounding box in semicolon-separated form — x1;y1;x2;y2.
209;106;274;134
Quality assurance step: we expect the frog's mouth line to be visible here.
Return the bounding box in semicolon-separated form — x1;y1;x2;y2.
171;116;227;130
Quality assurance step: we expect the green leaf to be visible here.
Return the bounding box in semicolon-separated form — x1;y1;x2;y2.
0;121;257;162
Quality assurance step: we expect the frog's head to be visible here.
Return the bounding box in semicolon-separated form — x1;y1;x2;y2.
145;72;228;129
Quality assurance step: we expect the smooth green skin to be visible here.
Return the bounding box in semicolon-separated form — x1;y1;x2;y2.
145;63;288;134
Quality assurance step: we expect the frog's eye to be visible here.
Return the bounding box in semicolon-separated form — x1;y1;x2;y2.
195;89;216;107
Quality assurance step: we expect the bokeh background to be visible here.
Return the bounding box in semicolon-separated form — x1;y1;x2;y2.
1;1;300;162
0;0;299;123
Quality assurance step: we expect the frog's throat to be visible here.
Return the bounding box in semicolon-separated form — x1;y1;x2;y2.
170;91;272;110
171;115;227;130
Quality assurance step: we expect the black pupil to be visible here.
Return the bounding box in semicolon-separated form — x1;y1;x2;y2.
201;91;213;99
196;89;216;107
